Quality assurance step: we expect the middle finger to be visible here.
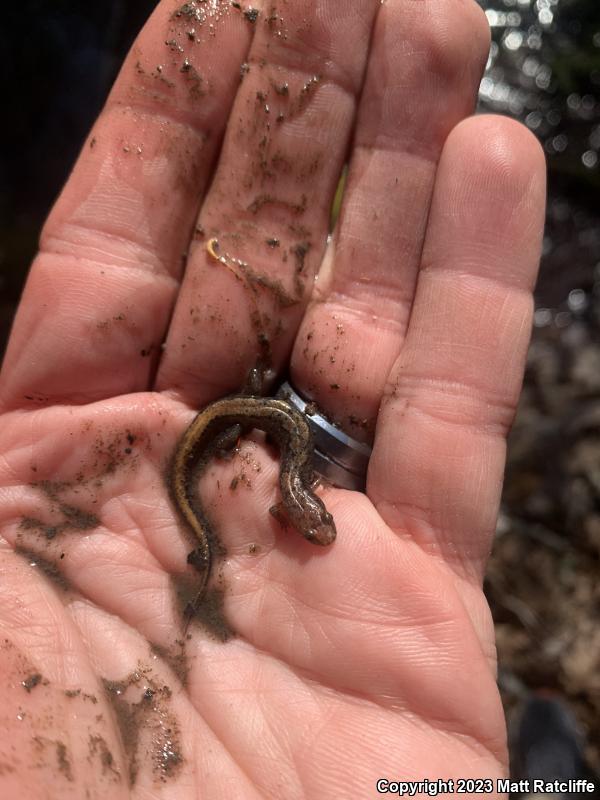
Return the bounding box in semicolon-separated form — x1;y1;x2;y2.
158;0;383;402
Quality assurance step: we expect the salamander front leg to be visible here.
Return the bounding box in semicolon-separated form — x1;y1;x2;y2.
269;503;289;530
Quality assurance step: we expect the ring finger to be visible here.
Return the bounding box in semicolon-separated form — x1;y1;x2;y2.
291;0;491;440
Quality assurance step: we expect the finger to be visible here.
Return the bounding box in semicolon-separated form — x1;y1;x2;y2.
369;115;546;581
0;0;254;410
290;0;491;439
157;0;382;403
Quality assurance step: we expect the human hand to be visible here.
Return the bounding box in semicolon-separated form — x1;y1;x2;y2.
0;1;545;797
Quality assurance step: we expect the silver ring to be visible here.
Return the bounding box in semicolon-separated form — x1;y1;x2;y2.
276;381;372;492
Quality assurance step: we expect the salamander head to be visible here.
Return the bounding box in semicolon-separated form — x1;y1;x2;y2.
303;510;336;546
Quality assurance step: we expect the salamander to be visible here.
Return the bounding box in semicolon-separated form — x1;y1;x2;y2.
170;395;336;611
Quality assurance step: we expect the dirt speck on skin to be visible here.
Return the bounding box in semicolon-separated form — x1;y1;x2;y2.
88;429;146;477
56;741;73;781
291;240;311;296
32;737;73;782
243;8;259;24
21;672;44;692
170;0;231;42
2;639;46;690
150;640;190;688
19;480;100;541
15;545;72;592
179;59;205;98
20;507;99;540
64;688;98;704
18;429;146;546
348;414;374;436
165;38;184;53
102;678;140;786
102;667;183;787
88;734;121;782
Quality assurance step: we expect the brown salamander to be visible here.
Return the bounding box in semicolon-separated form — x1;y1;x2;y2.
171;396;336;610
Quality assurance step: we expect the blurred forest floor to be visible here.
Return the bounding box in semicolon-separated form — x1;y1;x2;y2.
479;0;600;778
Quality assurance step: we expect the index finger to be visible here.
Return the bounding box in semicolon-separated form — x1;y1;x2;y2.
0;0;253;410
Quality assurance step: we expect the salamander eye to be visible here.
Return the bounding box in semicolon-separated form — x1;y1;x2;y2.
305;527;328;545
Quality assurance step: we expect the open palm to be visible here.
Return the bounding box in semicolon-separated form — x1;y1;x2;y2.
0;1;545;797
